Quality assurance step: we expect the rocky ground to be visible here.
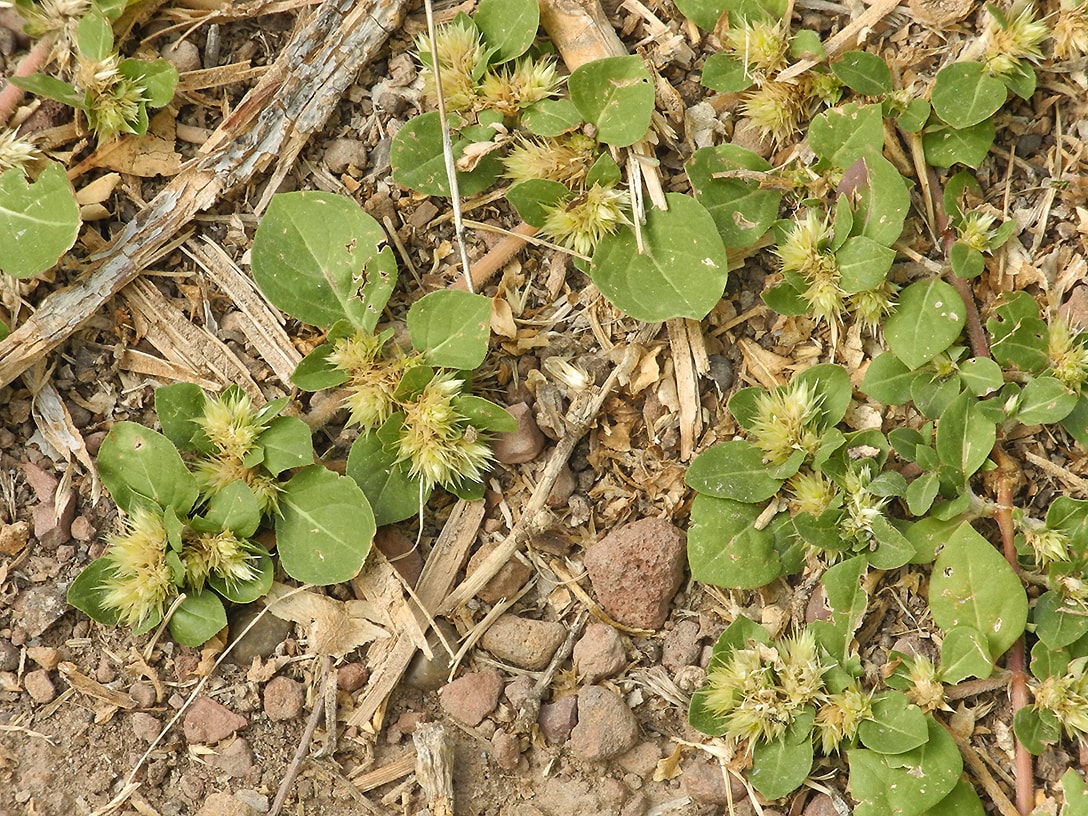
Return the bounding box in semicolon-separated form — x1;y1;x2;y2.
1;0;1086;814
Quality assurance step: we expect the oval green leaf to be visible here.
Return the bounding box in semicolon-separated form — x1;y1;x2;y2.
98;422;199;516
168;590;227;647
884;278;966;370
688;494;782;589
931;62;1007;129
686;440;784;502
346;429;431;527
0;163;81;279
591;193;728;321
252;191;396;331
407;290;492;369
568;56;654;147
474;0;538;63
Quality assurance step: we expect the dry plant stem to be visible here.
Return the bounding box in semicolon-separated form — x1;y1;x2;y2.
0;34;56;129
0;0;409;389
413;723;455;816
269;654;332;816
936;714;1022;816
994;451;1033;816
452;221;539;291
441;323;659;613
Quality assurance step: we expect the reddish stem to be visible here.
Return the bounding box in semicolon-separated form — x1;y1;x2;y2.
0;35;56;130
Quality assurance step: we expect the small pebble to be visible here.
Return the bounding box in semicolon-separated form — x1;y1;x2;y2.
490;728;521;770
263;676;305;721
226;603;292;666
337;662;369;693
210;736;256;778
661;620;702;673
130;680;157;708
504;675;535;710
0;521;29;555
480;615;566;671
70;515;96;541
324;138;368;174
183;696;248;744
194;791;259;816
438;668;503;727
162;39;202;73
24;669;56;703
492;403;546;464
802;793;840;816
0;639;18;672
130;712;162;743
569;686;638;762
538;696;578;746
573;623;626;683
26;646;59;671
682;757;747;805
466;541;531;604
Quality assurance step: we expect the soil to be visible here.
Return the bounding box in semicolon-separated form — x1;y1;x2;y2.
1;0;1087;815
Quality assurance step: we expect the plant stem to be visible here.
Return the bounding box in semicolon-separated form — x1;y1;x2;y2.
0;35;56;130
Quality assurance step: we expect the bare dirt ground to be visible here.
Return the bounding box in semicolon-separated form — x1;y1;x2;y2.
1;0;1087;814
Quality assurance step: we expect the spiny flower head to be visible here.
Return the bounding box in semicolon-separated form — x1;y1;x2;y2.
329;333;415;430
539;184;630;257
1047;318;1088;391
1022;526;1072;565
840;465;890;545
804;70;843;106
18;0;89;70
749;379;825;464
479;58;561;118
849;283;896;336
1032;657;1088;740
787;470;838;517
0;129;40;175
724;18;790;74
397;372;493;489
741;80;806;145
84;73;149;141
983;1;1051;77
814;681;873;754
777;210;836;277
415;19;486;112
1053;0;1088;59
100;506;174;627
183;529;260;589
196;389;263;461
904;653;948;713
503;133;598;186
703;632;829;745
959;211;999;252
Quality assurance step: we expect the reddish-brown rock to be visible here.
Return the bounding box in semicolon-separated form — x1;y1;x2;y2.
583;518;686;630
183;696;248;744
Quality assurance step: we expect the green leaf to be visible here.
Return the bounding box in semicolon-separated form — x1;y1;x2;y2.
1013;706;1061;755
922;119;995;169
749;733;813;800
700;53;753;93
950;242;984;279
168;590;227;647
591;193;728;321
852;155;910;246
568;56;654;147
687;494;782;589
258;416;314;476
868;516;916;570
822;555;867;640
905;471;940;516
251;191;397;331
686;440;785;502
831;51;892;95
809;102;884;166
904;516;962;564
884;278;966;370
154;383;208;451
931;62;1007;128
1015;376;1077;425
67;559;122;626
11;73;86;108
795;363;853;426
474;0;538;63
849;718;961;816
521;98;583;136
929;523;1028;656
77;8;113;61
923;779;985;816
857;691;928;754
118;58;178;109
896;98;931;133
1061;770;1088;816
277;466;375;585
835;236;895;294
957;357;1004;396
1034;591;1088;650
346;430;430;527
790;29;824;59
935;389;995;486
585;153;621;188
201;481;261;538
672;0;728;30
453;395;517;432
0;163;81;278
939;626;993;683
98;422;198;516
390;111;502;197
292;342;349;391
861;352;916;405
209;551;274;604
407;290;492;369
507;179;570;227
687;145;781;248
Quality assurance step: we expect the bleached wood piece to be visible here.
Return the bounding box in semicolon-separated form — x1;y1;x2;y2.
0;0;409;389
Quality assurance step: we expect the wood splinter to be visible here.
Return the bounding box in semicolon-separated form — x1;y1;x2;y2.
413;722;455;816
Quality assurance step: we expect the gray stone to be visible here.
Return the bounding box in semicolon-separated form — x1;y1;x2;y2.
573;623;626;683
490;728;521;770
480;614;566;671
661;620;702;673
130;712;162;743
194;792;259;816
569;686;638;761
226;604;292;666
466;541;532;604
493;403;545;464
324;138;368;174
210;737;256;778
0;640;18;672
162;39;201;73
